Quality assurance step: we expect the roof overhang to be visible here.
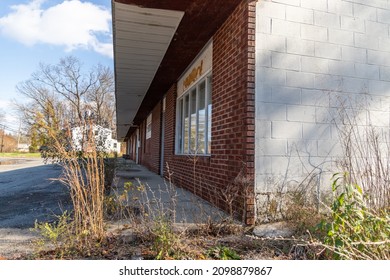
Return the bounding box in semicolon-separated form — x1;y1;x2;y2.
113;0;243;141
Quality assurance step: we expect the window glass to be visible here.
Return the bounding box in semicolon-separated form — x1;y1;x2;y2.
198;81;206;154
207;76;212;154
176;73;212;155
177;99;183;152
183;95;189;153
190;89;197;153
146;114;152;139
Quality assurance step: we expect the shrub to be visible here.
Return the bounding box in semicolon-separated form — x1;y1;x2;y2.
321;173;390;260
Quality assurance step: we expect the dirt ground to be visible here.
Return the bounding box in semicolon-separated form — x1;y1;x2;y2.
0;220;324;260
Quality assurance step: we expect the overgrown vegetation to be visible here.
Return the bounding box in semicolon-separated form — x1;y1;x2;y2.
9;97;388;260
33;127;105;252
319;174;390;260
320;102;390;260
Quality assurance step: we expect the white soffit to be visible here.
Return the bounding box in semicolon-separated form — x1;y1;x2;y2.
113;2;184;141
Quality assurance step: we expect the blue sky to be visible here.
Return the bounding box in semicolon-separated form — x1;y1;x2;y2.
0;0;113;131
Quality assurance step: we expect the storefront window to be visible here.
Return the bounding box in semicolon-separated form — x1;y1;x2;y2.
176;73;212;155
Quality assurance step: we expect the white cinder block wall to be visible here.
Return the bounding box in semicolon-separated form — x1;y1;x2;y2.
255;0;390;205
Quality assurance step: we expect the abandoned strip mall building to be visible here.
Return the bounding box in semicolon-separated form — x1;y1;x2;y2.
113;0;390;224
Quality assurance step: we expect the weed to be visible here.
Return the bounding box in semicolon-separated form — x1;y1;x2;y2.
33;211;71;246
152;217;178;260
320;173;390;260
207;245;241;260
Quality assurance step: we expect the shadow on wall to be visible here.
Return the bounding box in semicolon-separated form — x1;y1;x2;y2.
254;0;390;221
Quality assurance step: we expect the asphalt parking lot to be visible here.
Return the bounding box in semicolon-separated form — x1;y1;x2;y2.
0;158;71;228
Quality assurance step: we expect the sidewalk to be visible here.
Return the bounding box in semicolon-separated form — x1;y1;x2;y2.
112;159;228;224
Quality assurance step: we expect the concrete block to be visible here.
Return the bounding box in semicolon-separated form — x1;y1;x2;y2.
272;52;300;71
378;8;390;24
301;56;329;74
329;28;354;46
353;3;377;21
317;140;343;157
352;0;386;9
256;15;271;34
369;110;390;127
329;92;360;109
314;74;343;91
378;37;390;52
286;38;315;56
368;50;390;66
271;0;300;6
355;63;380;80
257;1;286;20
314;11;340;29
287;105;316;123
286;71;315;88
380;66;390;81
341;16;365;33
257;67;286;85
301;89;330;107
257;102;286;121
342;77;369;94
328;0;353;16
255;155;272;175
271;155;302;176
272;18;300;37
256;34;286;52
253;222;295;238
286;6;314;24
301;24;328;42
255;84;272;102
288;139;318;156
366;21;388;37
271;86;301;105
271;121;302;139
255;119;272;139
301;0;327;11
355;33;379;50
341;46;367;63
315;42;342;60
256;50;272;67
328;60;355;77
303;123;331;140
354;93;383;111
369;80;390;95
257;139;287;156
316;107;336;124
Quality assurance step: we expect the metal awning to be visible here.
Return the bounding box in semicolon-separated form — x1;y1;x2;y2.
113;2;184;140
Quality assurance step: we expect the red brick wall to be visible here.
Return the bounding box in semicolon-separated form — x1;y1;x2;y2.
165;0;255;224
128;0;255;224
139;104;162;174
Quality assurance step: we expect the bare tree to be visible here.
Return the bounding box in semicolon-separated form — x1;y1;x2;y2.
86;64;115;128
14;56;115;148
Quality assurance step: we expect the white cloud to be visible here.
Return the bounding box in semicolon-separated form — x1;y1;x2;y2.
0;0;113;58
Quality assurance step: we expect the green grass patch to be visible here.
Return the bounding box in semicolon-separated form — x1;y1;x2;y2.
0;152;41;158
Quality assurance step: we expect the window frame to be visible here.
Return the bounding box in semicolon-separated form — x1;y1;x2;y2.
146;113;152;140
176;71;212;156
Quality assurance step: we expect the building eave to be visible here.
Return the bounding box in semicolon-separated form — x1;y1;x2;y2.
113;0;243;141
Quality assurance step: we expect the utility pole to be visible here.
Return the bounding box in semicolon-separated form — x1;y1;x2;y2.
0;124;4;153
17;120;21;148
